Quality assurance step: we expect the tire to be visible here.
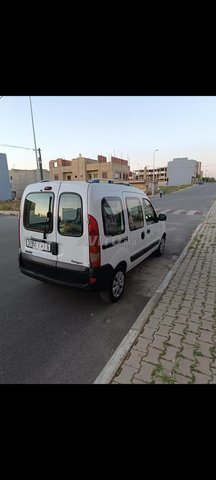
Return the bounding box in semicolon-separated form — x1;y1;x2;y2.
155;235;165;256
100;266;126;303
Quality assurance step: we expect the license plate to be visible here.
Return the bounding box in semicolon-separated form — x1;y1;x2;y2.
26;239;51;252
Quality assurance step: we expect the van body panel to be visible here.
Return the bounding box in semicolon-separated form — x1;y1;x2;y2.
19;180;166;294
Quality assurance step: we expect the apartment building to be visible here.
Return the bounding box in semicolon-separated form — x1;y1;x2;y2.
49;154;130;182
167;158;202;186
131;166;168;185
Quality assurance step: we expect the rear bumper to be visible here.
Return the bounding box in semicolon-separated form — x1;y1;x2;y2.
19;252;113;291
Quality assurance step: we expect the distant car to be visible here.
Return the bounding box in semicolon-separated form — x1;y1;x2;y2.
198;180;203;184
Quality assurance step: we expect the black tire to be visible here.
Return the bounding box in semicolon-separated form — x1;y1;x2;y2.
155;235;166;256
100;266;126;303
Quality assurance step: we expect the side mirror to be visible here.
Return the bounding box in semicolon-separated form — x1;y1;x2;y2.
158;213;166;221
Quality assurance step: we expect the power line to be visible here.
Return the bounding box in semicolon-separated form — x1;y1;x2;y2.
0;143;34;151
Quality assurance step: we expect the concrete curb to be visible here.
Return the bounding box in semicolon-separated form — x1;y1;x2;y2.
94;221;204;384
0;211;19;216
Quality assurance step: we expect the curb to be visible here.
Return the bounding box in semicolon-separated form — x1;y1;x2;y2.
94;221;204;384
0;211;19;216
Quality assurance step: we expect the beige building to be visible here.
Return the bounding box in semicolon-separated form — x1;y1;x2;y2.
9;168;50;199
132;166;168;186
49;154;130;182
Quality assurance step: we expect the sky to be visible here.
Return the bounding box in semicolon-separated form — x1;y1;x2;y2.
0;96;216;178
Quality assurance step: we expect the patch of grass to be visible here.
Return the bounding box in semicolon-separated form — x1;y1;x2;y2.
194;343;203;358
209;346;216;359
0;200;20;211
152;363;175;384
188;373;196;384
160;184;191;195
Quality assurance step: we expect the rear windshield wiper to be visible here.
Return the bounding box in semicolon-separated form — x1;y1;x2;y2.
43;196;53;240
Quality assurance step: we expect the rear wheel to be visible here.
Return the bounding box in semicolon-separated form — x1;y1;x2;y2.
155;235;165;256
100;266;126;303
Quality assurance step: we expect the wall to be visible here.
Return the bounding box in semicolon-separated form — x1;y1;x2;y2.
0;153;12;200
9;168;50;199
167;158;197;186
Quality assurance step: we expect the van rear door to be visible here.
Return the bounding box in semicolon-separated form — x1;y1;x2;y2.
56;183;89;275
21;182;60;262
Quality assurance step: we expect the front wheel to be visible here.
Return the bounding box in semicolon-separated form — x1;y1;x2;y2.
155;236;166;256
100;266;126;303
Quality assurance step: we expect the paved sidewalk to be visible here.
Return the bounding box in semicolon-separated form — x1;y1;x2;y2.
111;199;216;384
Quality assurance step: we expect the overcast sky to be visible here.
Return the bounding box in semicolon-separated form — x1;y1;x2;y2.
0;96;216;177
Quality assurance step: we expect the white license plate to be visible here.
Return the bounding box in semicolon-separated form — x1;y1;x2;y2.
26;239;51;252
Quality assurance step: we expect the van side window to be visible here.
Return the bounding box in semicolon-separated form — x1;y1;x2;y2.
58;193;83;237
102;197;125;236
142;198;158;224
24;192;54;233
126;197;144;231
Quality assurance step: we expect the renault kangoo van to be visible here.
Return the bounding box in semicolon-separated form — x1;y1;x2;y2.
19;179;166;302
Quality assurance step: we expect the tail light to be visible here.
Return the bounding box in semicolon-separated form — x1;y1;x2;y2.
88;214;100;268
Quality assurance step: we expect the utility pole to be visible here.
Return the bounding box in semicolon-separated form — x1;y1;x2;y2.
38;148;43;180
29;96;41;180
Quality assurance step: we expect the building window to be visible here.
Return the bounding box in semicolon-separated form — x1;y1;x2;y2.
54;161;58;168
102;197;125;236
75;175;77;178
67;175;71;180
115;172;121;179
54;174;59;180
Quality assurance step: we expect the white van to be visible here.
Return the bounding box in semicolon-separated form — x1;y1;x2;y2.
19;179;166;302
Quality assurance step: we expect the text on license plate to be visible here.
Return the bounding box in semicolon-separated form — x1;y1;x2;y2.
26;239;51;252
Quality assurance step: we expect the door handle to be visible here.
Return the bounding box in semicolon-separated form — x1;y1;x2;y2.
141;231;145;239
147;228;150;234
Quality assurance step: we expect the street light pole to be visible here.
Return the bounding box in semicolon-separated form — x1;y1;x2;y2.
29;96;40;180
152;149;159;196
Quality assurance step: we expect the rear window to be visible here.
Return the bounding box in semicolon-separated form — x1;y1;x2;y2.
24;192;54;233
102;197;125;236
58;193;83;237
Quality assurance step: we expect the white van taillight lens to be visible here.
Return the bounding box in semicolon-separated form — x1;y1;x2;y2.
88;214;100;268
18;212;21;248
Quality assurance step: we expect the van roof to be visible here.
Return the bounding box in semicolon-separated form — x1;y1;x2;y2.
24;179;149;197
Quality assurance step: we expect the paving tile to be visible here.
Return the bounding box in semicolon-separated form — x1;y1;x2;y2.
194;356;212;376
125;349;145;369
175;358;193;377
180;343;195;361
140;347;161;365
174;374;191;384
156;325;171;338
151;335;166;351
193;372;211;384
161;345;178;362
134;362;156;383
133;336;152;353
140;326;156;340
167;332;183;348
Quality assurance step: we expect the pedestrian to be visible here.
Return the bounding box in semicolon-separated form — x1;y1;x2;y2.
160;189;163;198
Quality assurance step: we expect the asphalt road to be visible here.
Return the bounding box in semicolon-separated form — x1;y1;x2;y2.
0;182;215;383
